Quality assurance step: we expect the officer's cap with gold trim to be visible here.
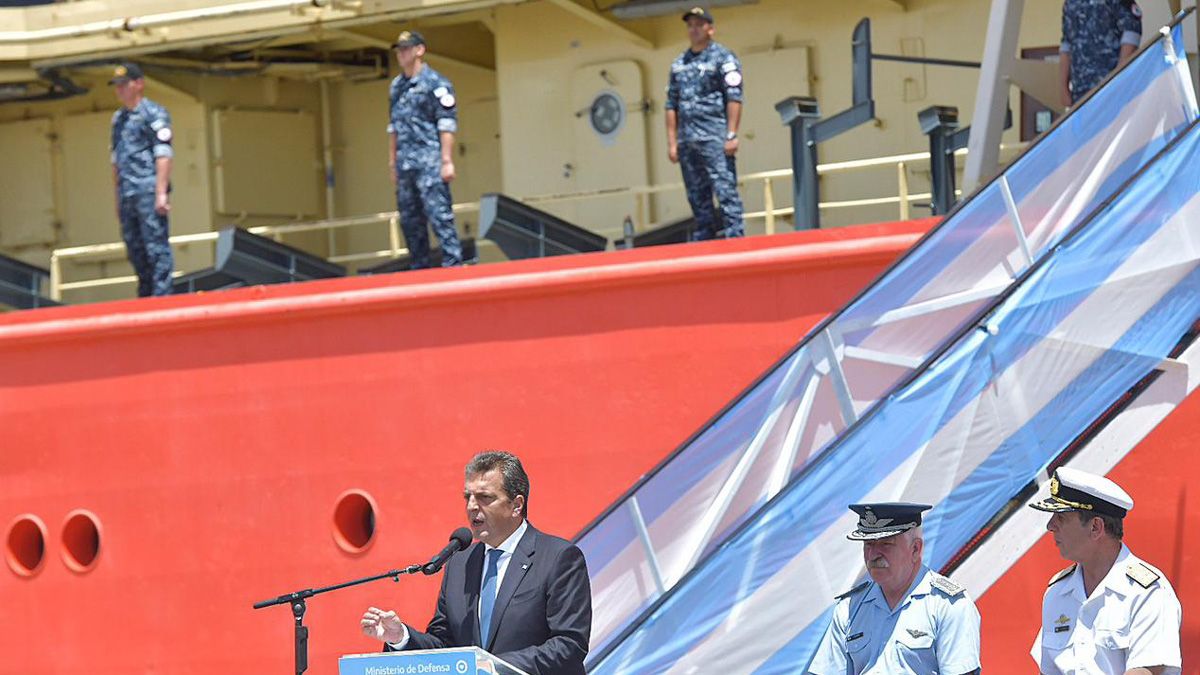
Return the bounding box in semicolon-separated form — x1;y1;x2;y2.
393;30;426;48
681;6;714;23
108;63;144;85
846;502;932;541
1028;467;1132;519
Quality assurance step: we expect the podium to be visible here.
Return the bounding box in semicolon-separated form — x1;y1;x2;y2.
339;647;530;675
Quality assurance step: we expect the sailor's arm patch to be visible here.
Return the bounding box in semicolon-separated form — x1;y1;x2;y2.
930;575;965;597
1048;564;1077;587
1126;562;1160;589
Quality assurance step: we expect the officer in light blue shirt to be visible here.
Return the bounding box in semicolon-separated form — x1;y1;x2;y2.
808;503;981;675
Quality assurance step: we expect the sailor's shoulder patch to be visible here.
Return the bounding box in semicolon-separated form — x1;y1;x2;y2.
1126;561;1160;589
835;580;870;601
1049;564;1077;587
929;574;965;597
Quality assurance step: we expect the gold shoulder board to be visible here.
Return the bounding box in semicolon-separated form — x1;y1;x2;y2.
1126;562;1160;589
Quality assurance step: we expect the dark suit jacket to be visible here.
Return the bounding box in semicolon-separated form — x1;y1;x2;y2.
398;524;591;675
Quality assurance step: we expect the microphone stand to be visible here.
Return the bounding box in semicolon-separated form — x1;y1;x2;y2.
253;563;424;675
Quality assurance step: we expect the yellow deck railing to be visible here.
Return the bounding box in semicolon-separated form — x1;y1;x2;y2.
47;143;1025;301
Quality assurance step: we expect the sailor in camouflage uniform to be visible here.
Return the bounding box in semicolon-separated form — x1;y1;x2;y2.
1060;0;1142;105
110;63;174;297
665;7;745;241
809;503;982;675
388;30;463;269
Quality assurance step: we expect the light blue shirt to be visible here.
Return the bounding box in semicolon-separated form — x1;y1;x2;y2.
808;566;981;675
477;519;527;616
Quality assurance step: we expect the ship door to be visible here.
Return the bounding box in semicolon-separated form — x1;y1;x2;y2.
568;60;651;241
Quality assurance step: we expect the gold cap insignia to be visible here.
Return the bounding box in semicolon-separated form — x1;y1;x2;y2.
691;6;704;12
114;66;127;77
1047;474;1095;510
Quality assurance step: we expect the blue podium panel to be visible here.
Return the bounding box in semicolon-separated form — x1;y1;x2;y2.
339;649;475;675
340;647;528;675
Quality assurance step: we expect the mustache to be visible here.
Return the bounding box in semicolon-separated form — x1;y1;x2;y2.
866;557;889;569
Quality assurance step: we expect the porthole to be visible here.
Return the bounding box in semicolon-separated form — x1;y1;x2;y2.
332;489;377;554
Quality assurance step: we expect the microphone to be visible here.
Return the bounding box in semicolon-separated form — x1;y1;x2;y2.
422;527;473;575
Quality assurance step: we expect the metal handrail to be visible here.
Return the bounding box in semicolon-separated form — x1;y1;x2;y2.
46;142;1025;300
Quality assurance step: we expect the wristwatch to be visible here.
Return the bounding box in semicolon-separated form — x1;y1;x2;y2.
726;131;738;141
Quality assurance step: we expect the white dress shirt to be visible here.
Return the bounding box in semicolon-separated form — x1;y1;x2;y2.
1031;544;1182;675
390;520;528;650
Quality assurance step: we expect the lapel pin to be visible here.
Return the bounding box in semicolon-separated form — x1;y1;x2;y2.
522;563;530;570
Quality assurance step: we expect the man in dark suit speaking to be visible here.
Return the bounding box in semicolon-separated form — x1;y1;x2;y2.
360;451;592;674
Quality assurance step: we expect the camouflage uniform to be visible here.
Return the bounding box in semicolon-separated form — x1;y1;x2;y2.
666;41;745;240
389;64;463;269
111;97;174;297
1061;0;1142;103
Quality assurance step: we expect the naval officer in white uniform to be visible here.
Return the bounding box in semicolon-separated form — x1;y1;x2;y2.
1029;467;1182;675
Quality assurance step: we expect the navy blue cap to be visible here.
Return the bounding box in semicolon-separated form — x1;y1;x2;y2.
393;30;426;48
108;63;144;85
847;503;932;541
682;6;714;23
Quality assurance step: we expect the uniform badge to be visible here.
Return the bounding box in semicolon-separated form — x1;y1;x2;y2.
721;62;737;73
724;71;742;87
847;632;864;642
906;628;929;639
156;127;173;142
440;94;456;108
434;86;448;97
860;508;893;528
1054;614;1070;625
929;576;965;597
